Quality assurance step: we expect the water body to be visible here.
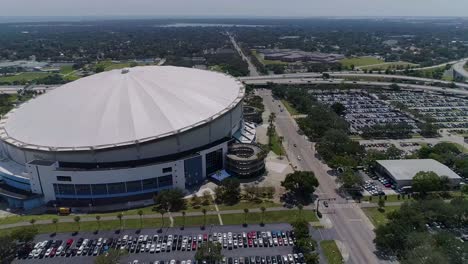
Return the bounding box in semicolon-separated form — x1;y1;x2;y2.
157;23;268;28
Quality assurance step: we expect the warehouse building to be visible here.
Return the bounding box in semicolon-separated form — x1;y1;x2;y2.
375;159;462;189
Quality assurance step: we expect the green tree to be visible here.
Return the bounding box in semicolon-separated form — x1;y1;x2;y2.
281;171;319;203
10;226;38;243
158;208;166;229
52;218;58;233
0;234;16;263
191;194;201;209
243;208;249;226
202;208;207;228
95;64;105;73
137;210;143;229
153;188;186;212
116;213;123;230
29;218;36;227
412;171;443;195
260;206;266;225
378;199;385;212
181;211;186;228
461;184;468;197
297;204;303;220
95;215;101;231
331;102;346;116
215;178;241;205
94;249;128;264
74;216;81;232
336;168;363;192
194;241;223;264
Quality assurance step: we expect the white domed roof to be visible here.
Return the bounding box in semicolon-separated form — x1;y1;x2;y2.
0;66;244;150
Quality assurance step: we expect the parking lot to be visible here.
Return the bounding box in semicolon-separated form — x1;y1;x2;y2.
377;90;468;129
311;89;417;134
13;224;313;264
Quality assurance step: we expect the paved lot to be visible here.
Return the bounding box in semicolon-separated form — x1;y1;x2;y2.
14;224;331;264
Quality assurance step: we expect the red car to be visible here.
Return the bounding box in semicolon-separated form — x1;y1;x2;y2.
278;237;283;246
192;242;197;250
49;248;57;257
66;239;74;247
248;239;253;247
203;234;208;241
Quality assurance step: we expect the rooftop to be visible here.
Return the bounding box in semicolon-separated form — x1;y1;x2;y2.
376;159;462;180
0;66;244;150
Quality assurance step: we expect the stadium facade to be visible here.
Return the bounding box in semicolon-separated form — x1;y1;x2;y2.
0;66;254;209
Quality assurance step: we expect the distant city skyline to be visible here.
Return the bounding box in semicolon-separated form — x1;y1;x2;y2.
1;0;468;19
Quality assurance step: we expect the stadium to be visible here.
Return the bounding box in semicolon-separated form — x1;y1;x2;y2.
0;66;254;209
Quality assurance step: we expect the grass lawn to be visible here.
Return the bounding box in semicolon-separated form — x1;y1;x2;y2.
173;215;220;227
320;240;344;264
0;72;51;83
251;50;288;66
221;209;317;226
362;194;414;203
281;100;300;115
269;131;285;156
340;57;383;68
360;61;418;70
59;65;74;74
362;206;400;226
2;218;167;235
216;200;280;211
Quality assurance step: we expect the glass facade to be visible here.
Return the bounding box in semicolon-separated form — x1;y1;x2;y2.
206;148;223;175
53;175;172;198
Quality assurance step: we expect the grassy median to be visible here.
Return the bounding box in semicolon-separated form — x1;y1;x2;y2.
320;240;344;264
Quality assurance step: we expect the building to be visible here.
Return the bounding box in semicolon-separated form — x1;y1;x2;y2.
0;66;253;210
225;143;266;178
375;159;463;188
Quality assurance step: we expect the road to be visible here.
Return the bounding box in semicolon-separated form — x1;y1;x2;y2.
242;78;468;96
259;89;385;264
452;60;468;80
0;85;58;94
240;72;468;90
228;33;260;77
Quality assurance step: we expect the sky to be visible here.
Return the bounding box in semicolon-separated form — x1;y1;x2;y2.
1;0;468;18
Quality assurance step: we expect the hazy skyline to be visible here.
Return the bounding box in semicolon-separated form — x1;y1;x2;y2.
1;0;468;18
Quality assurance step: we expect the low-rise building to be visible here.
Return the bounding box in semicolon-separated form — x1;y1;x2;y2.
375;159;463;189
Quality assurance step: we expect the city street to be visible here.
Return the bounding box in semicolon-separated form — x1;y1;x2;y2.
258;89;384;264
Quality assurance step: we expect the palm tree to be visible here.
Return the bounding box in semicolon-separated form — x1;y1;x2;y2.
95;215;101;231
297;204;303;220
260;207;266;225
74;216;81;232
158;208;166;230
181;211;186;228
137;210;144;229
52;218;58;233
117;213;124;230
243;208;249;226
29;218;36;227
202;209;207;228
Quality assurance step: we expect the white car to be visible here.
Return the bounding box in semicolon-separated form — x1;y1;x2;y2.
28;249;36;258
56;246;64;255
156;244;161;253
150;244;156;253
145;243;151;252
34;242;41;249
161;243;166;252
34;249;41;258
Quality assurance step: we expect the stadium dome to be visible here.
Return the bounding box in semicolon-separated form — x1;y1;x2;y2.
1;66;244;150
0;65;249;208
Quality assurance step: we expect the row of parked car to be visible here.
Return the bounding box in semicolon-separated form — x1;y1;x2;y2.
22;230;297;259
129;254;307;264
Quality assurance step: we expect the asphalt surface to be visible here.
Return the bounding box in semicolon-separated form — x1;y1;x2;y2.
453;60;468;79
240;72;468;90
228;33;259;77
243;78;468;96
13;224;333;264
259;90;385;264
